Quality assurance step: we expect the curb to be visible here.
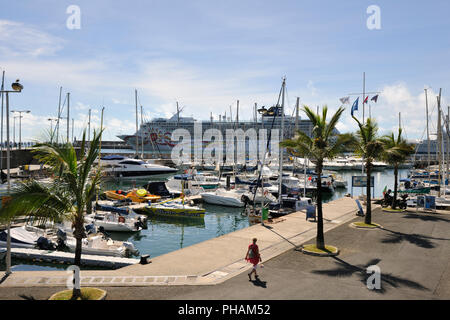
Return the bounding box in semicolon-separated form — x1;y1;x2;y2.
48;287;107;300
350;222;382;229
301;245;339;257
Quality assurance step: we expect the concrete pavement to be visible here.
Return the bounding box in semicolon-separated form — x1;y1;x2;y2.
1;205;449;300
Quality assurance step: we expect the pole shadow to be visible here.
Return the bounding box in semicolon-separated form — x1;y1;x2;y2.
263;225;299;250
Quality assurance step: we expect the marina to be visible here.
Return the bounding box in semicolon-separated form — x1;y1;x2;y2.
1;1;450;305
0;165;413;272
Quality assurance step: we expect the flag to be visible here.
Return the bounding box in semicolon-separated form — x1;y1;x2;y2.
382;185;387;196
351;97;359;116
371;94;379;103
339;96;350;104
363;96;369;104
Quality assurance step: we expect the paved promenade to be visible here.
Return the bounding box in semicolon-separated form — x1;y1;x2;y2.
0;197;361;288
1;205;449;300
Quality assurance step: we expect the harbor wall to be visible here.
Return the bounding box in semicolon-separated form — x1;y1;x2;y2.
0;148;82;170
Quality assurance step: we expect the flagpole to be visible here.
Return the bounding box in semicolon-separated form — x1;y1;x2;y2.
362;72;365;124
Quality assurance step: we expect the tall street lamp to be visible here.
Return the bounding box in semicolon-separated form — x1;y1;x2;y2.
11;110;30;149
0;78;23;276
48;117;57;143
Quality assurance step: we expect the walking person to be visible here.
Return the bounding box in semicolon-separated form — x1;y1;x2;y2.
245;238;262;281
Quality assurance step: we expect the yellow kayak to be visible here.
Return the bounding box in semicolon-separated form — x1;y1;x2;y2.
104;189;161;203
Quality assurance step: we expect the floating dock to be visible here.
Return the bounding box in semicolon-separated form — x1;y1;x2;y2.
9;248;140;268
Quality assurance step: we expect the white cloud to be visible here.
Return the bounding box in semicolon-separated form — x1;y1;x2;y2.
0;20;64;57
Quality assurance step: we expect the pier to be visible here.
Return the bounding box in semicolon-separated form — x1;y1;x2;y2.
9;248;139;269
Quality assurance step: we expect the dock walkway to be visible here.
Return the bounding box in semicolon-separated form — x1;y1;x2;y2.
9;248;139;268
0;197;367;288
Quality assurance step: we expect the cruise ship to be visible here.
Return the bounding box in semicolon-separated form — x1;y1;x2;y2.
118;108;316;159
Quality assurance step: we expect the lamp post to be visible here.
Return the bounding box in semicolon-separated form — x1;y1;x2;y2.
0;78;24;276
256;106;268;226
48;118;57;143
11;110;30;149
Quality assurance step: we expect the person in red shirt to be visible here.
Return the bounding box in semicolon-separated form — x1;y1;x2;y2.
245;238;262;281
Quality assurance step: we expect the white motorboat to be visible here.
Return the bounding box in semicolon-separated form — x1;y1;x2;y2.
63;233;137;257
85;211;146;232
201;189;244;207
0;225;138;257
201;187;276;207
97;155;177;178
0;226;42;249
328;172;347;188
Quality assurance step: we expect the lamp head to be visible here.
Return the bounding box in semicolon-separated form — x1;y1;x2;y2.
257;106;267;115
11;79;23;92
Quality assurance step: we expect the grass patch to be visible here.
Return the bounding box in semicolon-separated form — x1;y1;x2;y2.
48;288;106;300
351;222;381;229
302;244;339;256
382;208;407;213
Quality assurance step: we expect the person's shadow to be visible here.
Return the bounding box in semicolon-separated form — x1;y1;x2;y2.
250;277;267;288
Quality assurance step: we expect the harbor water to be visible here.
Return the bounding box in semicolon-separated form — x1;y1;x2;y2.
1;167;409;272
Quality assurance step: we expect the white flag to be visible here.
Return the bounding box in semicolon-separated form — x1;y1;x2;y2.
340;96;350;104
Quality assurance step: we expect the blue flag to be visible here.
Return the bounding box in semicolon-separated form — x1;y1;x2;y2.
351;97;359;116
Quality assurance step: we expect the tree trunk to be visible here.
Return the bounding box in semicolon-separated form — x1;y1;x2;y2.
86;200;92;216
391;166;398;209
364;162;372;225
74;236;82;266
71;236;83;300
316;162;325;249
71;219;84;300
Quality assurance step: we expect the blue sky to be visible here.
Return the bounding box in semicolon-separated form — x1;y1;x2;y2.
1;0;449;141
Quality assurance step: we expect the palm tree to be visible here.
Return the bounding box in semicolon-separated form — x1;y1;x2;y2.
380;128;415;209
352;117;384;224
0;129;103;298
281;106;355;249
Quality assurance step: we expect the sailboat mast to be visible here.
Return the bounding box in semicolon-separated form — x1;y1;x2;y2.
437;89;442;197
141;105;144;158
425;88;430;170
278;77;286;205
56;86;62;144
135;89;138;157
446;106;449;196
0;71;4;171
66;92;70;144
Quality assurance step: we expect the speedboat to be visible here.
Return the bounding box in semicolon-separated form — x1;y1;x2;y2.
201;188;245;207
97;155;177;178
329;172;347;188
85;210;147;232
0;226;44;249
63;232;137;257
142;198;206;218
1;225;138;257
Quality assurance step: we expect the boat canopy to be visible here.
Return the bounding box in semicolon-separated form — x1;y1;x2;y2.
101;155;126;160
